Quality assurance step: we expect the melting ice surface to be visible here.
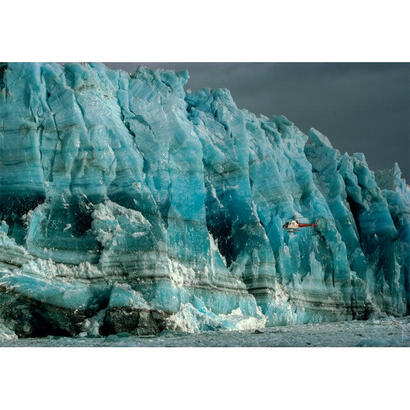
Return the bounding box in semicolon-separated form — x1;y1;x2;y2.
0;63;409;342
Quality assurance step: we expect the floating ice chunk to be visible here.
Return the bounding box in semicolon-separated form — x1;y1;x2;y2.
167;303;266;333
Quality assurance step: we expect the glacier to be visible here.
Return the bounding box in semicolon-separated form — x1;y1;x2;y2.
0;62;408;339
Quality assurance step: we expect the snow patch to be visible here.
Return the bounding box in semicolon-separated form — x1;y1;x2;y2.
20;258;104;279
168;259;196;287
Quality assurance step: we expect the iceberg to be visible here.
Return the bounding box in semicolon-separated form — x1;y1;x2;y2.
0;62;408;338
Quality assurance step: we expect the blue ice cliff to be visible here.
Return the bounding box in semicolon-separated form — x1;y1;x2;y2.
0;62;408;338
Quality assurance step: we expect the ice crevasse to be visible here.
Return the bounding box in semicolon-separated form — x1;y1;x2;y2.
0;62;408;338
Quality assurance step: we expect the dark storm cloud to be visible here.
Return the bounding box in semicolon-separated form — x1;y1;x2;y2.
105;63;410;180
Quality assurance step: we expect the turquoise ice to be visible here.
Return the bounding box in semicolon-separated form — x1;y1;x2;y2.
0;62;408;338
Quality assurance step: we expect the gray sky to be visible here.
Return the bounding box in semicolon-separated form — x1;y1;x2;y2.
105;63;410;180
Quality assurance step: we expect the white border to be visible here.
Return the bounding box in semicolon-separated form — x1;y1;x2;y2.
1;1;409;409
1;0;409;62
0;348;408;409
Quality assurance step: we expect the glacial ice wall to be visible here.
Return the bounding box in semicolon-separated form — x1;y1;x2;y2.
0;62;408;338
